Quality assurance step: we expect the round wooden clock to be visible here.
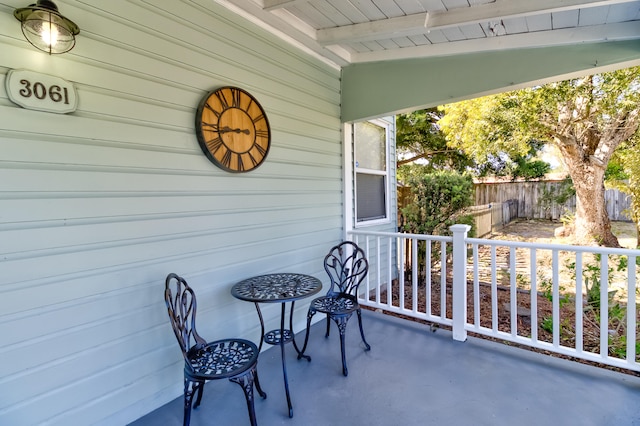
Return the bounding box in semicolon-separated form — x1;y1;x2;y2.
195;86;271;173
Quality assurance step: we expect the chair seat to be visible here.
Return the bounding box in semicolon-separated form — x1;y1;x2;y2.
311;294;357;315
187;338;259;379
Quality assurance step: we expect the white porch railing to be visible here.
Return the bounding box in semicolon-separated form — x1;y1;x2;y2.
349;225;640;373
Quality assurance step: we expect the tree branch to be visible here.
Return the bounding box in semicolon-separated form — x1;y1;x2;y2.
397;150;458;166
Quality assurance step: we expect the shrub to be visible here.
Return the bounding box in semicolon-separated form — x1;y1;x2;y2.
401;171;474;236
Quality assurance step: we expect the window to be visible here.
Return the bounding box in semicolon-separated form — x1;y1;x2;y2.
354;120;389;224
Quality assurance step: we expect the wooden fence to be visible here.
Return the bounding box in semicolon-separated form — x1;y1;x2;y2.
397;180;632;238
469;199;519;237
474;180;632;222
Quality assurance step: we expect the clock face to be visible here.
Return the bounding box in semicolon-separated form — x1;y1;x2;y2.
196;86;271;173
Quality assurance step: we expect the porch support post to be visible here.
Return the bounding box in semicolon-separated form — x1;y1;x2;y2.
450;224;470;342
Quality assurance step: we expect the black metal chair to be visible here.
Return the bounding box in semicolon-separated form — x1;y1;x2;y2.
164;273;266;426
299;241;371;376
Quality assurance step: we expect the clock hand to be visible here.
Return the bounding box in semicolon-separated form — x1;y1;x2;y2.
221;126;250;135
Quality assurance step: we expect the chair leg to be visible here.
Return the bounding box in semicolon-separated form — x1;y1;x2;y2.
297;308;316;359
325;313;331;338
230;369;258;426
193;381;205;409
332;314;351;376
357;308;371;351
183;378;201;426
253;368;267;399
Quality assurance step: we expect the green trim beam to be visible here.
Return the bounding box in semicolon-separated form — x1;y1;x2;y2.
341;40;640;122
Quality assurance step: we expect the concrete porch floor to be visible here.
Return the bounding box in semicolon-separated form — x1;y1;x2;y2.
130;310;640;426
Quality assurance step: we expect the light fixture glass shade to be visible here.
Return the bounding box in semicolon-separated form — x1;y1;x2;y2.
14;1;79;54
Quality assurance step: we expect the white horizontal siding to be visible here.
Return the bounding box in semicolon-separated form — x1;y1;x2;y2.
0;0;342;424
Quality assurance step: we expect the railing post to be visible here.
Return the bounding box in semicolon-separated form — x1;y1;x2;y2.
450;224;470;342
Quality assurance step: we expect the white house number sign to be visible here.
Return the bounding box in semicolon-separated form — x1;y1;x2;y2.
6;69;78;114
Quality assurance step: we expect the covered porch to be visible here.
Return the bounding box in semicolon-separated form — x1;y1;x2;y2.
2;1;640;424
131;310;640;426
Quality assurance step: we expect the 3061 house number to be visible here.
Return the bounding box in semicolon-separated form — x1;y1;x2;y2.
6;69;78;114
19;79;71;104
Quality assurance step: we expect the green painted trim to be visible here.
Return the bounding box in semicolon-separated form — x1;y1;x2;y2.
341;40;640;122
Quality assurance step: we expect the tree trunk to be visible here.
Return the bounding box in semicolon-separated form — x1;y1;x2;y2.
565;159;620;247
552;104;639;248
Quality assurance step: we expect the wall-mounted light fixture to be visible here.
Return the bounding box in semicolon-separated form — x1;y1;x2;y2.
14;0;79;54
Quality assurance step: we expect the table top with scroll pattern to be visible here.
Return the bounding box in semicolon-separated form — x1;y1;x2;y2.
231;273;322;303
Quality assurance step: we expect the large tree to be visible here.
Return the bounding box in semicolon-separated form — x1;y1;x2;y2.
439;67;640;247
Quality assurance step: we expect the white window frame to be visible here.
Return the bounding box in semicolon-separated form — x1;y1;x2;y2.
352;119;391;227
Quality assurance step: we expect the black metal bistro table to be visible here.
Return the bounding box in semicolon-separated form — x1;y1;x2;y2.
231;273;321;418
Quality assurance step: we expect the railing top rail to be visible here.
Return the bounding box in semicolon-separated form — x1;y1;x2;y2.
467;236;640;256
348;230;453;243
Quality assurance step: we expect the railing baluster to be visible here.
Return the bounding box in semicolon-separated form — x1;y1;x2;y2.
362;236;370;302
441;241;447;320
627;256;637;364
510;246;517;338
399;235;405;305
575;253;583;353
374;236;380;304
473;243;480;328
411;236;419;313
491;245;498;332
530;248;538;343
600;254;609;359
426;239;432;317
399;239;405;310
552;250;560;348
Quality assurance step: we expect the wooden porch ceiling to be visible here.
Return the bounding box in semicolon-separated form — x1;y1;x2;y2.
215;0;640;68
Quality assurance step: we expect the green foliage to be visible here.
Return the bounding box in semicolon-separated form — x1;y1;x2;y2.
439;68;640;161
438;95;533;163
609;335;640;360
400;170;474;236
541;316;554;333
396;108;444;152
540;254;636;360
444;68;640;160
605;160;628;182
396;108;473;172
607;137;640;246
511;160;551;181
538;274;569;307
473;139;551;180
565;254;627;315
397;104;551;181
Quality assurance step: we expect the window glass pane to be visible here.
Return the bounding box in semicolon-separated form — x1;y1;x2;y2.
356;173;386;221
355;121;386;171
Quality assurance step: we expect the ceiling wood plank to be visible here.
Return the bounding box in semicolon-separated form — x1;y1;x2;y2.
351;20;640;63
317;13;429;44
262;0;305;11
316;0;638;45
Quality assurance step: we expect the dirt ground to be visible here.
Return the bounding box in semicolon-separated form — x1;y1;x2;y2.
376;219;640;377
491;219;638;249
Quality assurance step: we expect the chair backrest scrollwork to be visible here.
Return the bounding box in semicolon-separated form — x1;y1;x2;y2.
323;241;368;298
164;273;207;361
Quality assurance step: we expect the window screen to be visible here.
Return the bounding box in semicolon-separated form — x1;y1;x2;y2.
356;173;386;222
